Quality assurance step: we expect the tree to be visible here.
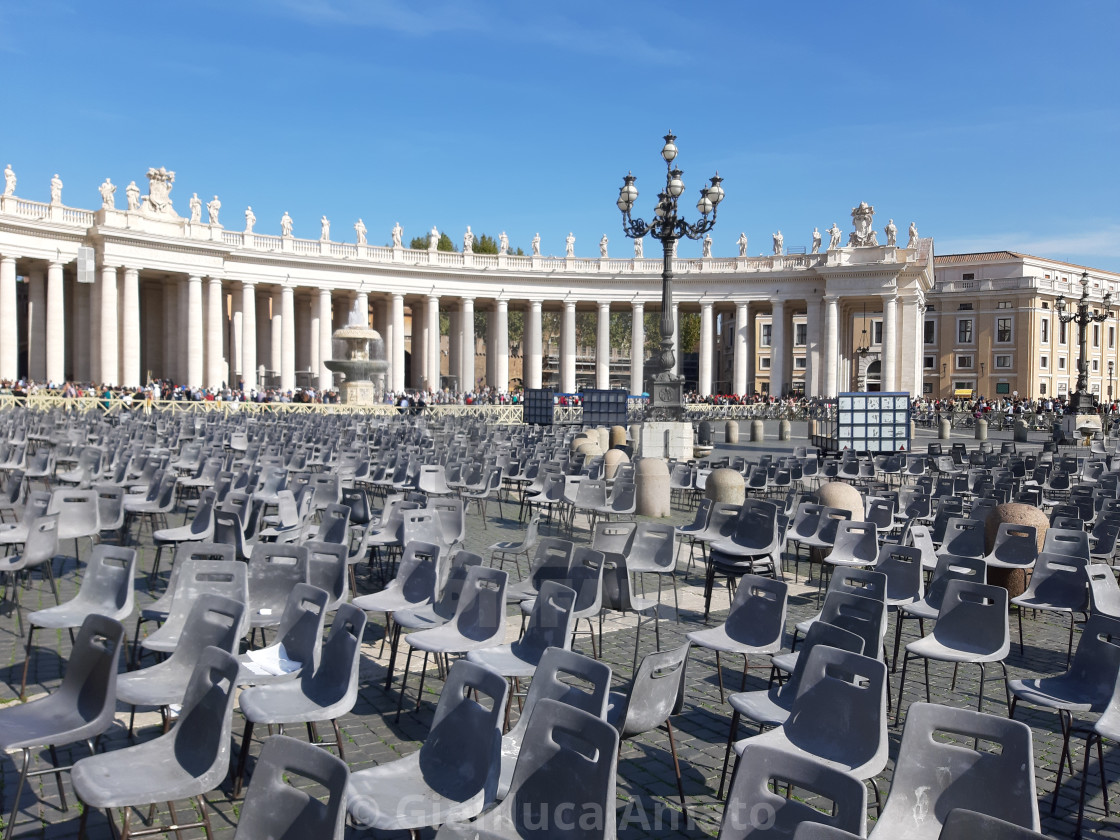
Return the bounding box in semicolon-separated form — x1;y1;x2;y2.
408;231;457;252
473;233;499;255
679;312;701;353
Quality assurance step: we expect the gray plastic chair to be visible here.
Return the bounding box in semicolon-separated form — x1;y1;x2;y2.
505;536;575;602
0;513;61;637
233;734;349;840
598;550;661;673
234;603;367;796
247;543;309;634
688;574;788;702
434;699;619;840
303;539;350;611
468;579;577;683
237;583;330;686
1088;562;1120;618
625;521;681;621
720;743;867;839
348;659;509;834
896;579;1010;726
134;541;235;652
488;511;541;577
1011;552;1089;666
935;809;1048;840
705;503;781;619
71;646;241;840
150;488;217;582
606;642;691;819
937;517;986;559
984;522;1039;570
494;648;611;799
791;566;888;644
1042;526;1091;560
0;615;124;840
870;703;1039;840
19;543;136;699
820;520;879;595
894;553;986;670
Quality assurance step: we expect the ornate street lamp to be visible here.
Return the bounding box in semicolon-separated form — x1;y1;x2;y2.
1055;271;1112;413
617;132;723;420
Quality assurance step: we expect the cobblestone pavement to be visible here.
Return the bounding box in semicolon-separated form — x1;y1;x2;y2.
0;426;1117;839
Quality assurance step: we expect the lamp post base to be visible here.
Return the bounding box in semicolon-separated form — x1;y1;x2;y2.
1071;389;1096;414
646;373;685;422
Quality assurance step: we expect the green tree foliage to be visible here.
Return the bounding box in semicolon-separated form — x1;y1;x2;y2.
408;231;458;251
679;312;701;353
473;233;499;255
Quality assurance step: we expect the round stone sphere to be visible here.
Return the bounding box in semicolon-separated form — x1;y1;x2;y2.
705;467;745;505
816;481;864;521
603;448;630;480
636;458;671;517
984;502;1048;598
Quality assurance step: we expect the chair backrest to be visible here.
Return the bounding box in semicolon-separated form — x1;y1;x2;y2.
46;489;101;536
720;742;867;839
233;734;349;840
1088;563;1120;618
94;484;125;531
783;621;866;702
939;518;987;559
527;537;576;591
391;540;442;607
933;580;1010;655
515;581;577;659
174;593;250;662
629;522;676;571
20;513;61;567
304;541;349;609
813;506;853;547
313;503;350;545
73;544;138;617
1023;552;1090;611
248;544;310;618
273;583;331;675
57;614;126;738
986;523;1038;567
723;574;789;648
157;559;250;642
876;702;1039;836
170;646;242;792
925;554;987;612
819;590;888;662
518;647;611;732
591;520;637;556
614;642;690;738
449;565;508;643
304;603;367;708
874;543;924;604
1041;527;1091;561
823;567;888;605
829;521;879;565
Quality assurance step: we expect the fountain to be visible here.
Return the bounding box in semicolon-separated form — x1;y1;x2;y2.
324;300;389;405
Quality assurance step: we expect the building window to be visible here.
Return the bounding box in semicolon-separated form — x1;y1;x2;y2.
958;302;974;310
954;381;973;392
872;321;883;345
1040;356;1048;369
923;382;933;394
962;273;975;281
760;324;771;347
956;355;973;370
924;320;936;345
957;319;974;343
794;323;807;347
1041;318;1049;343
1059;357;1067;370
1040;383;1047;395
997;300;1012;309
759;356;771;369
995;355;1012;369
1094;324;1100;347
1093;359;1100;372
996;382;1010;394
1060;321;1067;344
924;355;935;370
793;356;806;370
1110;325;1115;349
996;318;1012;342
1059;381;1068;394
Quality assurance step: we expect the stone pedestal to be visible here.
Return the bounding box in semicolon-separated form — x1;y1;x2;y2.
1014;419;1029;443
340;380;375;405
939;418;951;439
725;420;740;443
636;458;671;517
750;419;765;442
639;421;694;461
778;420;791;441
975;418;988;441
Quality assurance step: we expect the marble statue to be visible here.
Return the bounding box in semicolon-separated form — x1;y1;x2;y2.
737;232;748;257
847;201;878;247
811;227;822;254
827;222;842;250
702;234;712;258
320;215;330;241
565;232;575;258
126;181;141;212
3;164;14;197
391;221;402;247
885;218;897;247
280;211;292;237
141;166;177;217
499;231;509;255
355;218;367;245
634;237;643;258
906;221;919;249
245;206;256;234
599;234;608;258
50;174;63;205
189;192;202;223
99;178;116;210
207;195;221;225
772;230;783;255
531;233;540;256
463;225;474;254
429;225;439;251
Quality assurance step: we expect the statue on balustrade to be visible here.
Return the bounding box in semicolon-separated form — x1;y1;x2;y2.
189;193;202;223
847;201;878;247
245;206;257;234
99;178;117;210
827;222;842;250
463;225;474;254
356;218;368;245
126;181;141;212
391;221;402;247
429;225;439;251
599;234;608;258
702;234;712;258
565;232;575;258
499;231;509;255
811;227;822;254
634;236;643;258
906;221;919;249
280;211;292;237
141;166;177;218
3;164;14;197
884;218;897;247
531;232;541;256
772;230;783;255
320;215;330;241
50;174;63;205
207;195;221;226
737;232;748;257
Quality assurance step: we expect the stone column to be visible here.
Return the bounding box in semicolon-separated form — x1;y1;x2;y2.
121;268;140;387
186;275;203;387
527;300;543;390
770;299;786;397
596;301;610;389
0;257;17;382
415;298;429;389
804;295;821;397
231;305;243;389
561;300;576;393
882;293;898;392
460;296;475;392
98;265;119;385
74;282;91;384
355;291;369;327
495;298;509;392
427;294;440;390
447;309;460;389
206;276;224;390
733;301;748;396
46;263;66;384
281;283;295;393
390;293;405;393
270;289;283;388
309;298;320;382
27;267;46;382
699;301;713;396
318;288;333;390
631;300;644;395
241;282;257;392
824;294;839;398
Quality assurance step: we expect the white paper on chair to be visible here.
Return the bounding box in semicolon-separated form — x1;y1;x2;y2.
243;643;301;676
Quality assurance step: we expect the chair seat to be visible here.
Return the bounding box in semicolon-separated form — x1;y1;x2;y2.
117;661;195;708
0;694;103;752
352;589;418;614
899;600;939;621
407;624;503;655
733;724;886;781
238;680;352;725
393;604;451;631
1008;676;1100;714
71;736;225;808
1010;595;1075;613
348;750;487;831
986;558;1037;570
686;624;782;657
153;525;206;543
906;634;1009;664
728;687;793;729
466;646;539;679
28;601;130;630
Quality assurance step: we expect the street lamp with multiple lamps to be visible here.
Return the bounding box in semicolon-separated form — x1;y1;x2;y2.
1055;271;1112;413
617;132;724;420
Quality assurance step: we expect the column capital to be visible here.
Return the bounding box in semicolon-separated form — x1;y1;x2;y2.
823;293;840;303
427;293;439;304
0;256;16;266
882;291;899;303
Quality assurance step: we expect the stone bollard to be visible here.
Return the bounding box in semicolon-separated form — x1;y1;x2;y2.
975;418;988;442
704;467;745;505
939;418;951;439
697;421;713;447
778;419;791;441
750;419;765;442
808;418;817;437
596;427;610;451
603;448;630;480
629;424;642;451
725;420;739;444
610;425;628;449
636;458;671;517
1013;419;1029;443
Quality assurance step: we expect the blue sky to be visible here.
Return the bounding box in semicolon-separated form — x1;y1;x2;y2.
3;0;1118;269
